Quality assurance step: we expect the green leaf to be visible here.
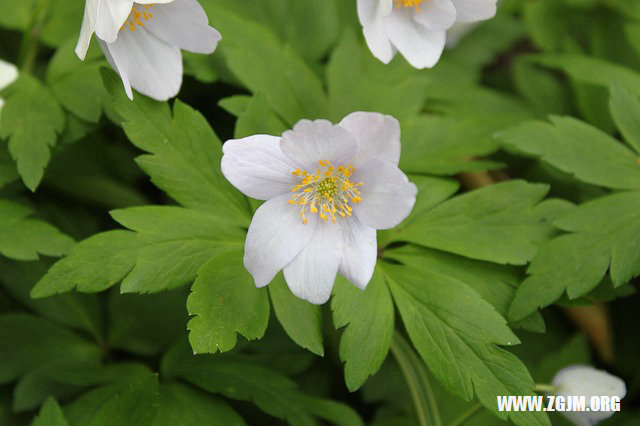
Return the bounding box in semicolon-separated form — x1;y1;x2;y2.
0;74;65;190
87;374;160;426
108;290;188;356
331;271;394;391
0;259;103;340
380;264;549;426
269;273;323;356
0;199;74;261
102;69;249;222
32;397;68;426
500;117;640;190
327;31;428;121
388;181;550;265
510;192;640;320
386;245;544;331
609;84;640;153
152;383;245;426
204;3;329;124
0;314;100;384
179;357;362;426
530;54;640;95
33;206;244;297
47;40;107;123
400;115;505;175
31;230;142;298
234;93;288;138
187;251;270;354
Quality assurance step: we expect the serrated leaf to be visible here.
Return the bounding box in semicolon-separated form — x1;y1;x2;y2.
0;74;65;190
204;3;329;124
499;117;640;190
152;383;245;426
388;181;550;265
510;192;640;321
102;69;249;223
0;199;74;261
381;263;549;426
331;271;393;391
33;206;244;297
32;397;68;426
609;84;640;153
187;251;270;354
269;273;323;356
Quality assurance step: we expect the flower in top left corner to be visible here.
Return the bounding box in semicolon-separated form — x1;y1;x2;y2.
75;0;221;101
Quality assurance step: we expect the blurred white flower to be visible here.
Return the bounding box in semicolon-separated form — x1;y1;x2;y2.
357;0;497;68
221;112;417;304
552;365;626;426
75;0;221;101
0;59;18;117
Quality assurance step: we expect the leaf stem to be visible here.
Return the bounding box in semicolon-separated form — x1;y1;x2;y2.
18;0;50;73
390;333;442;426
448;403;482;426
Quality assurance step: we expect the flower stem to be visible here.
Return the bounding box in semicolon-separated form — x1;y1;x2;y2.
390;333;442;426
533;384;559;393
448;403;482;426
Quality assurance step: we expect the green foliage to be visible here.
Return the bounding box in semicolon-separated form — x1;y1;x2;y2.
0;74;65;191
1;0;639;424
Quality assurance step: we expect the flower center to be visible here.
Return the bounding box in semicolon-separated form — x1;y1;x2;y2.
394;0;426;10
289;160;363;224
122;4;154;32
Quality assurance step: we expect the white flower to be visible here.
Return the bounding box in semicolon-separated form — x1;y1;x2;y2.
75;0;221;101
357;0;497;68
221;112;417;304
0;59;18;118
552;365;626;426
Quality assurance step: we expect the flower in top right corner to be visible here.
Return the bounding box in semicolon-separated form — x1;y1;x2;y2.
357;0;497;68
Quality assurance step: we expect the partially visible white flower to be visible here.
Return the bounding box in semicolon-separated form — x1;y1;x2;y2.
357;0;497;68
75;0;221;101
552;365;626;426
0;59;18;118
221;112;417;304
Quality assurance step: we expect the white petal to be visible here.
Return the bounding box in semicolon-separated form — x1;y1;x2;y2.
413;0;457;31
383;8;446;69
283;221;343;304
450;0;497;23
221;135;299;200
339;217;377;290
338;112;401;167
102;27;182;101
280;119;357;171
95;0;135;44
0;59;18;91
445;22;476;48
244;194;318;288
75;0;100;60
144;0;221;54
553;365;626;425
359;0;396;63
351;158;417;230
